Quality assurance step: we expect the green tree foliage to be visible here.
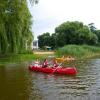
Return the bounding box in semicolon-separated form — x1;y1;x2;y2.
50;33;57;48
38;32;51;48
0;0;38;54
94;30;100;43
37;21;99;49
76;26;98;45
55;21;98;47
38;32;60;49
88;23;100;44
88;23;96;33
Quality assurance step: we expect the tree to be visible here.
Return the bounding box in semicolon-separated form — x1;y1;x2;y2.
94;30;100;43
88;23;100;44
38;32;51;48
88;23;96;33
55;21;98;46
77;26;98;45
0;0;38;54
50;33;57;48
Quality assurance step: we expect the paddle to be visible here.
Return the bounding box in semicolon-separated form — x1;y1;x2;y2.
52;62;62;74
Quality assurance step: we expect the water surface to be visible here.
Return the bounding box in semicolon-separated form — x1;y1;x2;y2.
0;59;100;100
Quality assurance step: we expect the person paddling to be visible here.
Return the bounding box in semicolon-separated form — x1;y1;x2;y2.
53;59;59;68
42;59;49;68
34;59;40;67
52;59;63;73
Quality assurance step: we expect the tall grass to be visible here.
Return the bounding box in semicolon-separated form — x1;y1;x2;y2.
55;45;100;59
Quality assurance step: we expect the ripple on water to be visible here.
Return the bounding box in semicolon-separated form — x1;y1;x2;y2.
1;59;100;100
31;59;100;100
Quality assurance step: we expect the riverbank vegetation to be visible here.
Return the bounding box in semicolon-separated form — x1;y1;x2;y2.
0;53;37;65
38;21;100;49
0;0;38;54
1;44;100;64
1;1;100;64
37;21;100;60
55;45;100;59
0;52;54;65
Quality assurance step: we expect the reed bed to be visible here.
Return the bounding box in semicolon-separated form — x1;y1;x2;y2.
55;45;100;59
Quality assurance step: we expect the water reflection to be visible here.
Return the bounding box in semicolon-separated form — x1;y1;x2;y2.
32;59;100;100
0;63;42;100
0;59;100;100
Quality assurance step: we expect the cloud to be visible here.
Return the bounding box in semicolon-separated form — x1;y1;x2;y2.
29;0;100;39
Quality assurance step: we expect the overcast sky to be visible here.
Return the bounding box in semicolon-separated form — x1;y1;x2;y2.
29;0;100;39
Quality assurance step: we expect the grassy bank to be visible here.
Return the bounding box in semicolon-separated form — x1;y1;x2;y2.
1;45;100;65
0;51;55;65
0;54;38;65
55;45;100;59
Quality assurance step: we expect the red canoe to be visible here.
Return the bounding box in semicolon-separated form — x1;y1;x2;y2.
29;65;77;75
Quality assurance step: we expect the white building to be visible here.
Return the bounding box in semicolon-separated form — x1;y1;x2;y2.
32;40;39;50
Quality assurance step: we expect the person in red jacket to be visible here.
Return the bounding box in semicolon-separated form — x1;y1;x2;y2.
42;59;48;68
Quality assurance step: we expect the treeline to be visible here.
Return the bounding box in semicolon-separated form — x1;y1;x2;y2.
38;21;100;49
0;0;37;54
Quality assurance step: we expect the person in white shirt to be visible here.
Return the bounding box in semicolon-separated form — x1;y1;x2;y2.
34;59;40;67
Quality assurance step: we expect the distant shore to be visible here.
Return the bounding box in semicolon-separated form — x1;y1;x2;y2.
34;51;54;55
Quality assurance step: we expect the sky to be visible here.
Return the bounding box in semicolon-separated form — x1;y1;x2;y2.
28;0;100;39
